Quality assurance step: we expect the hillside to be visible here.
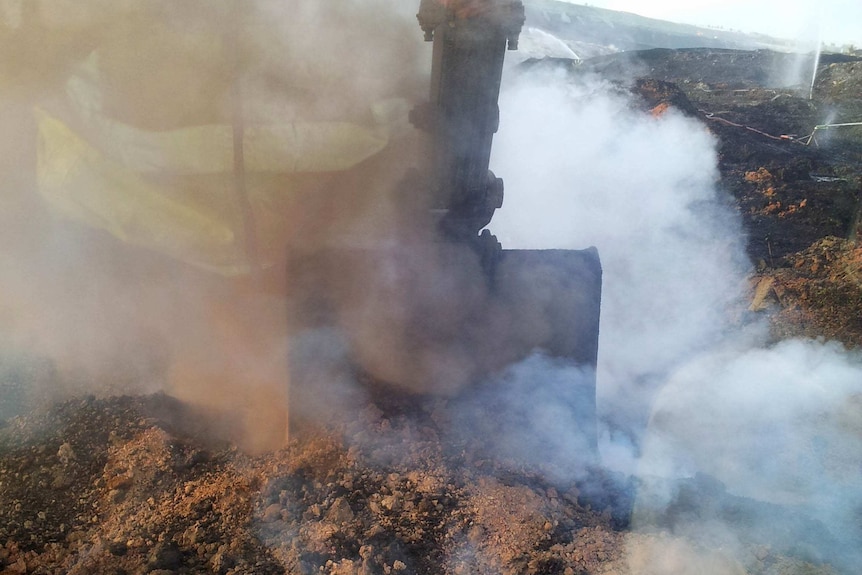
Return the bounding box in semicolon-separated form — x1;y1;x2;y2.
523;0;794;58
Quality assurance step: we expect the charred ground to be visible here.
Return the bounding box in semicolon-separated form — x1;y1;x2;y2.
2;48;861;575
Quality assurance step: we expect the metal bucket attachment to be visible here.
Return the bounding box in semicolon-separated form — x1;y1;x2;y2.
285;0;601;472
285;242;601;465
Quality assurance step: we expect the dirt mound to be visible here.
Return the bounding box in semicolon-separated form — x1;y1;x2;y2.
816;61;862;105
0;394;631;575
1;393;840;575
748;237;862;347
631;78;700;117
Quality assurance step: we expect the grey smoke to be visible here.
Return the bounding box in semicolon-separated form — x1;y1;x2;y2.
491;66;750;459
486;61;862;570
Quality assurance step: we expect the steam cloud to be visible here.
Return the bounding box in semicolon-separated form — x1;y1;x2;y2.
489;63;862;571
492;67;750;453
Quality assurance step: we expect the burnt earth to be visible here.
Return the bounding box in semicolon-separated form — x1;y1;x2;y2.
619;48;862;267
621;48;862;349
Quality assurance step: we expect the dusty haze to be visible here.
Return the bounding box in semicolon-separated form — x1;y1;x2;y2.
0;0;428;451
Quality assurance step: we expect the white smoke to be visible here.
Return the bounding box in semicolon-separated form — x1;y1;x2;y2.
491;66;750;462
489;62;862;570
3;0;861;568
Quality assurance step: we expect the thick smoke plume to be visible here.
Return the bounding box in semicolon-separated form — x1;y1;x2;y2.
492;68;750;455
489;63;862;571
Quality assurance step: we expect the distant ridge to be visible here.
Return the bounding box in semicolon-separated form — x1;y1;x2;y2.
523;0;794;59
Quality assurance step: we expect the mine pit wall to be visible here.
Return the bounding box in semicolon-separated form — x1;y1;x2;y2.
284;245;601;467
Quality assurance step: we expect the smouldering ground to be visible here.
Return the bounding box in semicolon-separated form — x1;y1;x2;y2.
0;393;844;575
2;47;862;575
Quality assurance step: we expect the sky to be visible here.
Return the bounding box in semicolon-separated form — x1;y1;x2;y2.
566;0;862;47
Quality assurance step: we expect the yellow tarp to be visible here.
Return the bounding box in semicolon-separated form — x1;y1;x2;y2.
36;108;241;273
62;54;390;176
5;1;404;274
35;104;391;274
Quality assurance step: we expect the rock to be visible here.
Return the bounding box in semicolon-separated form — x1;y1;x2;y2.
330;558;358;575
56;443;75;464
108;540;128;556
326;498;354;526
51;468;71;488
7;557;26;574
262;503;282;523
381;494;401;512
106;474;134;491
467;525;485;545
211;549;235;573
148;542;182;571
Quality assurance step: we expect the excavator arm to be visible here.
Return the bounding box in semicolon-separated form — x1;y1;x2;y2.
287;1;602;467
412;0;525;251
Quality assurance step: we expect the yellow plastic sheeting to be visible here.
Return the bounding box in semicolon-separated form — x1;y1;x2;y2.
35;109;247;274
35;102;395;274
33;49;395;274
64;113;389;176
63;51;390;175
8;0;411;274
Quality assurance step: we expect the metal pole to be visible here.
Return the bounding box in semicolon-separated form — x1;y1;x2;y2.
228;2;261;274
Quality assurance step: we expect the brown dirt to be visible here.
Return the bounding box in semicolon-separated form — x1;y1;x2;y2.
0;393;837;575
750;237;862;347
0;394;628;575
